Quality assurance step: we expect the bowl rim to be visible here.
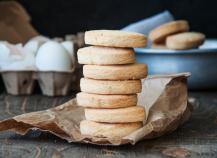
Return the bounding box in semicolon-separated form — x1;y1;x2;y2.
135;48;217;54
135;39;217;54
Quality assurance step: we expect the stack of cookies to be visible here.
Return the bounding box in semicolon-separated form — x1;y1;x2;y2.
76;30;148;138
149;20;205;50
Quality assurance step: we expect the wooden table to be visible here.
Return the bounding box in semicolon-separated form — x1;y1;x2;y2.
0;92;216;158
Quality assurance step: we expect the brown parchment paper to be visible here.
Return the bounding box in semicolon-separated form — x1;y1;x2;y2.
0;72;192;145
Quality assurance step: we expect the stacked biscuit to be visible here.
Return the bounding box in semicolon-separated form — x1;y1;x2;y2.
149;20;205;50
77;30;148;138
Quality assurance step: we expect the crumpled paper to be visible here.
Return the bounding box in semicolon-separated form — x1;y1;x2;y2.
0;73;191;145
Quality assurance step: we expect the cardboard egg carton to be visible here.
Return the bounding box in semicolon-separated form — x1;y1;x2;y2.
0;32;85;96
0;70;77;96
0;1;85;96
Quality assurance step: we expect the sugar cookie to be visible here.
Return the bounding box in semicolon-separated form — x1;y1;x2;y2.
77;46;135;65
166;32;205;50
85;30;147;48
77;92;137;108
80;78;142;94
83;64;148;80
149;20;189;43
85;106;145;123
80;120;142;138
151;43;167;49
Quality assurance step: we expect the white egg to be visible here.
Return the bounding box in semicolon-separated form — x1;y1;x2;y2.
36;41;72;71
61;41;75;62
24;40;41;55
0;42;36;70
24;35;50;55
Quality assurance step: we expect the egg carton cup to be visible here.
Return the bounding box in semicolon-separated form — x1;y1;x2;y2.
0;70;76;96
37;71;74;96
0;70;36;95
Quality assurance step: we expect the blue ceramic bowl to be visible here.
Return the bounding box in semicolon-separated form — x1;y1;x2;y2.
135;39;217;90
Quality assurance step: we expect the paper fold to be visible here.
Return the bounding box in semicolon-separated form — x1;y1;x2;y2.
0;73;191;145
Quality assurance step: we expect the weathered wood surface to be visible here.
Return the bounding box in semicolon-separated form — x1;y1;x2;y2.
0;92;216;158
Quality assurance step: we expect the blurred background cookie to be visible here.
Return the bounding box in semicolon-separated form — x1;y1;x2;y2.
149;20;189;43
151;43;167;49
166;32;205;50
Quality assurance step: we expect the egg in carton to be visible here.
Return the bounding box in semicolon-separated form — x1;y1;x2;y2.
0;42;37;95
35;40;76;96
0;37;76;96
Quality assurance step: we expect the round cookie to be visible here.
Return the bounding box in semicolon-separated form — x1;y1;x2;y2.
151;43;167;49
80;120;142;138
149;20;189;43
85;106;145;123
166;32;205;50
77;92;137;108
85;30;147;48
80;78;142;94
77;46;135;65
83;64;148;80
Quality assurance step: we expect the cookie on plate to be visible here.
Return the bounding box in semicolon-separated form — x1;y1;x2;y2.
149;20;189;43
85;30;147;48
166;32;205;50
151;43;167;49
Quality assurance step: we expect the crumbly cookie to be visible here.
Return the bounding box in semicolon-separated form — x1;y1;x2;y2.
80;120;142;138
85;106;145;123
85;30;147;48
77;92;137;108
166;32;205;50
77;46;135;65
149;20;189;43
83;64;148;80
80;78;142;94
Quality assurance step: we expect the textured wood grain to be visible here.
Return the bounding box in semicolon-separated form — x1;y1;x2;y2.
0;92;216;158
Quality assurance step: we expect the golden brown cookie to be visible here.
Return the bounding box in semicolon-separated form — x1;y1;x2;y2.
80;120;142;138
80;78;142;94
85;30;147;48
149;20;189;43
85;106;145;123
77;46;135;65
166;32;205;50
77;92;137;108
151;43;167;49
83;64;148;80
